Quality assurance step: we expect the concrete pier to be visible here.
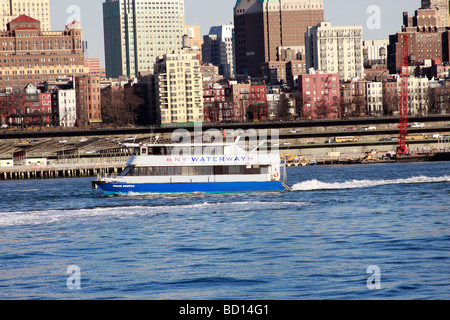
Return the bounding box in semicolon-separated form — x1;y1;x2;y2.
0;162;126;181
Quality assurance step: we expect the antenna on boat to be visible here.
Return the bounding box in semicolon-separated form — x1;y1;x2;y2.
250;139;266;152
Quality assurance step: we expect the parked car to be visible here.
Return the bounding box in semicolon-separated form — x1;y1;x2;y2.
379;138;390;141
410;122;424;128
59;140;67;144
360;126;377;131
289;129;299;134
344;127;355;131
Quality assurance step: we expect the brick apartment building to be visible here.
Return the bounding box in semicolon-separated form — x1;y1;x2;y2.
203;87;233;123
203;82;269;123
74;75;102;126
229;82;268;122
388;8;450;74
234;0;324;77
297;72;340;120
0;15;88;92
0;83;57;128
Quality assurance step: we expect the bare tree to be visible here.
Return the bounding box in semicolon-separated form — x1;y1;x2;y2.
277;93;291;119
382;90;398;116
424;87;437;115
123;86;144;124
101;87;144;126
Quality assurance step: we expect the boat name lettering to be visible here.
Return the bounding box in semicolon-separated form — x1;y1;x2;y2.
166;156;251;163
113;185;135;188
192;156;248;162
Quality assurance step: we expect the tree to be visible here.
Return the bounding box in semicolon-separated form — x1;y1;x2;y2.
277;93;291;119
123;86;144;124
101;87;144;126
382;90;398;116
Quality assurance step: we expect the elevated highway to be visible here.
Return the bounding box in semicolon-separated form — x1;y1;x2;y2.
1;116;449;158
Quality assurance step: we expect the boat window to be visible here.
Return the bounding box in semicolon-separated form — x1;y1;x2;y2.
119;165;269;177
149;147;166;155
196;166;214;176
141;147;148;155
153;166;169;176
171;146;191;156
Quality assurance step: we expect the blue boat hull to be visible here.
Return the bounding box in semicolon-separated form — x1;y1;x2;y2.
94;181;285;195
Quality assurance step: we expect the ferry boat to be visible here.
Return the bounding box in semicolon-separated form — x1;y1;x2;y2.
93;137;289;195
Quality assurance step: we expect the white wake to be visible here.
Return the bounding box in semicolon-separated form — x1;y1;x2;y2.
291;175;450;191
0;201;311;227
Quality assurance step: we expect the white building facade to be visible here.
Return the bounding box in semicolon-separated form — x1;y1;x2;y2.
363;39;389;62
306;22;364;81
365;81;383;116
57;89;77;127
402;77;430;116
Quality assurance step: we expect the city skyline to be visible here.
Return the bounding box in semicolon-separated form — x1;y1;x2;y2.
50;0;420;69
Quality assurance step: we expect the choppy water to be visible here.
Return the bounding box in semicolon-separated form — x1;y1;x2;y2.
0;162;449;300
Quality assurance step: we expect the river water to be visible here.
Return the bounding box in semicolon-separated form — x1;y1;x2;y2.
0;162;449;300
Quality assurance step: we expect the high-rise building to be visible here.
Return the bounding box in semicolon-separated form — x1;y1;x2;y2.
388;4;450;74
0;0;50;31
306;22;364;81
421;0;450;27
202;24;235;78
152;49;203;125
234;0;324;77
103;0;185;78
0;16;88;92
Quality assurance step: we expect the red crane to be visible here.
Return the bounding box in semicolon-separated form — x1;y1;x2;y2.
398;34;409;154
